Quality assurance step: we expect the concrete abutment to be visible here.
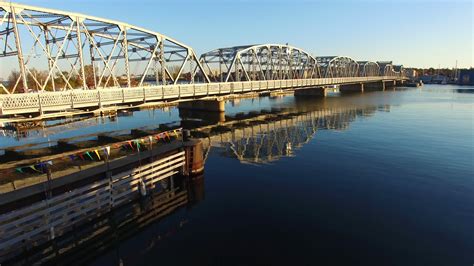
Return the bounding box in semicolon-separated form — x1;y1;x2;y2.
294;87;329;97
178;99;225;112
340;83;365;93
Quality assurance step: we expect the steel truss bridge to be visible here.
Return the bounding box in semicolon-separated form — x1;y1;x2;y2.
0;2;405;116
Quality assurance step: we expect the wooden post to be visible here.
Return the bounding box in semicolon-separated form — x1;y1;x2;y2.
105;147;113;209
46;165;53;199
148;136;155;190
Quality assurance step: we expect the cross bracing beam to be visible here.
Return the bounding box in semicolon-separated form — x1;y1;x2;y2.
199;44;322;82
0;2;209;94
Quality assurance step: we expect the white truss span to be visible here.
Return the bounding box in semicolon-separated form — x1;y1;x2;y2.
0;2;209;94
199;44;321;82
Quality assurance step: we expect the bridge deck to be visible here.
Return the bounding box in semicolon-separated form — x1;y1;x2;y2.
0;76;402;116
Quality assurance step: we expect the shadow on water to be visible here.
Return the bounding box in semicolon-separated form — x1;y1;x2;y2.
456;88;474;93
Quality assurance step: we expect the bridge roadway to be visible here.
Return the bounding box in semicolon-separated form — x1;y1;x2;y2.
0;76;400;116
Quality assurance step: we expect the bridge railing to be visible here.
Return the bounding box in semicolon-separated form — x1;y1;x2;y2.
0;76;403;115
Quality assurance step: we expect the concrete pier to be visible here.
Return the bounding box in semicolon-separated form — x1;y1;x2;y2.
294;87;328;97
384;80;396;89
340;83;364;93
178;99;225;112
363;82;385;91
179;109;226;123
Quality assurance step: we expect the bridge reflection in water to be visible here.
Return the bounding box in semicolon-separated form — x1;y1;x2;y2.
183;96;389;164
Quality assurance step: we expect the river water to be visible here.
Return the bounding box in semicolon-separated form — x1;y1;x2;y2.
3;85;474;265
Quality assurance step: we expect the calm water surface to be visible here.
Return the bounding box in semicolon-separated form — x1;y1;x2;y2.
7;85;474;265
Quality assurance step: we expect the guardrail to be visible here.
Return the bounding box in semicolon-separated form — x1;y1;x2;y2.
0;76;404;115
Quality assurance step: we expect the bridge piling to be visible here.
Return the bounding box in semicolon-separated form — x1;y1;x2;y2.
395;80;405;86
179;108;226;123
363;82;386;91
294;87;328;97
340;83;365;93
384;80;396;89
178;99;225;112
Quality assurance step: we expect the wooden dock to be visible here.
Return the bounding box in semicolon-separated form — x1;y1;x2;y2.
0;136;204;263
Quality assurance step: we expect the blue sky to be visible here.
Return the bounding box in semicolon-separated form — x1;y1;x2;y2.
9;0;474;68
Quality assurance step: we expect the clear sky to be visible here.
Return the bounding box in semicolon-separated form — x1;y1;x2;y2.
7;0;474;68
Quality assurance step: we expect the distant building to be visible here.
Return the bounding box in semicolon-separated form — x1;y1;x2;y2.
458;69;474;85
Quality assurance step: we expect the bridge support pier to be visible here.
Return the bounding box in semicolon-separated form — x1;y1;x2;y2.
384;80;396;89
178;99;225;112
395;80;405;86
363;82;385;91
294;87;328;97
340;83;364;93
179;108;226;123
